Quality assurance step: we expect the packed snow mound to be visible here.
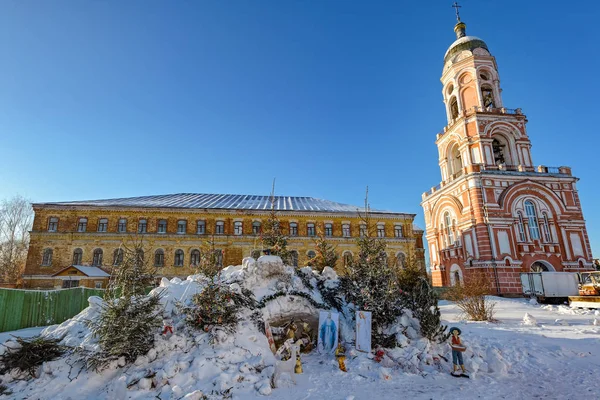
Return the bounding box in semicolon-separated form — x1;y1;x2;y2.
522;312;538;326
0;256;480;398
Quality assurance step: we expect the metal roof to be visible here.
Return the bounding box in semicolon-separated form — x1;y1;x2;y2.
37;193;408;215
51;265;110;278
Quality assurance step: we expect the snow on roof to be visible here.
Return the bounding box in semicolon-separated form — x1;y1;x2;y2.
412;223;424;232
37;193;408;215
52;265;110;278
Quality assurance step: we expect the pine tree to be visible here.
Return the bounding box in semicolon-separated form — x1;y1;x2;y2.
194;235;223;279
86;237;163;371
312;228;339;272
261;184;291;265
341;189;404;348
397;252;449;342
410;277;449;342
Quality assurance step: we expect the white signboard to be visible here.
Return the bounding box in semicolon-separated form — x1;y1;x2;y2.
356;310;372;353
318;311;339;354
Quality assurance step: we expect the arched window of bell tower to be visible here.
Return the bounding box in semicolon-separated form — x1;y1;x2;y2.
481;85;495;109
449;96;459;120
492;138;505;165
447;142;463;178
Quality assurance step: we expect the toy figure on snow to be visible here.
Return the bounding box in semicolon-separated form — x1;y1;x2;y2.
449;327;469;378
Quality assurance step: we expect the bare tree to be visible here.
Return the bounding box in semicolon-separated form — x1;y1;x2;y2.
0;195;33;284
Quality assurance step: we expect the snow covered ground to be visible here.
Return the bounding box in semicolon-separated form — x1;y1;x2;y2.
242;297;600;400
2;268;600;400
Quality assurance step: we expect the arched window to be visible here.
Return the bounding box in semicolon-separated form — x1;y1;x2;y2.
359;224;367;237
481;85;495;109
118;218;127;233
214;249;223;267
531;262;551;272
234;221;243;235
190;249;200;267
136;249;145;263
113;248;124;266
42;248;53;266
196;220;206;234
251;249;261;259
324;223;333;237
395;252;406;269
97;218;108;232
381;252;388;265
307;250;316;266
290;250;299;267
450;264;463;286
138;219;147;234
307;223;315;237
444;212;454;246
177;220;187;234
449;96;459;119
448;143;463;177
155;249;165;267
342;224;351;237
377;224;385;238
174;249;184;267
48;217;58;232
516;212;526;242
492;138;506;166
289;222;298;236
92;249;103;266
72;248;83;265
343;251;353;267
215;221;224;235
157;219;167;234
77;218;88;232
394;225;403;238
524;200;540;240
541;212;552;243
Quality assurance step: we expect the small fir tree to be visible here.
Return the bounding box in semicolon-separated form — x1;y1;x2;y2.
86;237;163;371
397;248;449;342
193;235;223;279
341;189;404;347
312;228;339;272
261;185;291;265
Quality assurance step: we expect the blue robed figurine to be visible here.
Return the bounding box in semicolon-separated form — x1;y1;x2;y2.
319;312;337;353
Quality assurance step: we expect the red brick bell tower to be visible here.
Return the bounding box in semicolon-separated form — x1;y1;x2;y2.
420;13;594;294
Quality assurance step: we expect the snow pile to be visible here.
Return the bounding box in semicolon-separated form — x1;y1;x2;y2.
522;312;538;326
0;256;446;399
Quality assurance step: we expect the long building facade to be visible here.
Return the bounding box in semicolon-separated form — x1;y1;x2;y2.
421;18;594;294
23;193;425;289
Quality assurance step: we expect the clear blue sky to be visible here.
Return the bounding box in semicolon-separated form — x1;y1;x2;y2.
1;1;598;256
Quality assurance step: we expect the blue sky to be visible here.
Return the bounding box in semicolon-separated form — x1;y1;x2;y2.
1;1;598;256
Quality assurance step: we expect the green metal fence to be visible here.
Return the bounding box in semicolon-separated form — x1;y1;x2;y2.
0;287;106;333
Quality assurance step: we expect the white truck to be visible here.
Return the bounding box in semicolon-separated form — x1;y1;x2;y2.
520;272;579;303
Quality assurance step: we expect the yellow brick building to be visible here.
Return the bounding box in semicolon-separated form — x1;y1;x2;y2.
23;193;424;289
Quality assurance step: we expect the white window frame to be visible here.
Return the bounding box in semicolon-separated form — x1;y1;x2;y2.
97;218;108;233
177;220;187;234
234;221;243;235
215;221;224;235
77;218;88;233
157;219;167;234
48;217;58;232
